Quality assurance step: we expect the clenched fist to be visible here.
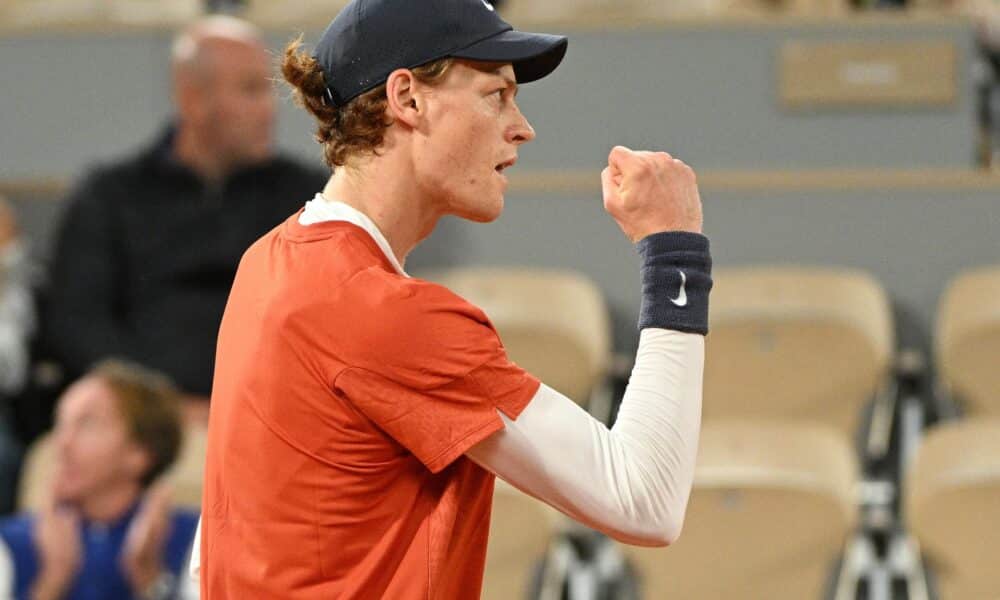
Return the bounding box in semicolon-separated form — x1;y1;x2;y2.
601;145;703;242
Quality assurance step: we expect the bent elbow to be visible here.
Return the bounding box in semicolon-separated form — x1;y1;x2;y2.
606;513;683;548
660;516;683;546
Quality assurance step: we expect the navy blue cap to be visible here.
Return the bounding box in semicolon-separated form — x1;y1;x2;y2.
313;0;568;107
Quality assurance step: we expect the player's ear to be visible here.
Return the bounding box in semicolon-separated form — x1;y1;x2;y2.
385;68;421;128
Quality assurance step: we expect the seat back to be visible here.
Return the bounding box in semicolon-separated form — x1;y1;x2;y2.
0;0;199;27
936;266;1000;416
162;422;207;511
620;420;857;599
243;0;351;27
482;480;560;600
501;0;847;22
705;266;893;435
425;268;612;407
17;432;53;512
905;418;1000;600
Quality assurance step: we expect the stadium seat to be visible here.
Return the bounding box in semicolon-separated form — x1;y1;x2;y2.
482;479;562;600
17;423;206;512
619;420;858;599
105;0;201;26
704;266;893;436
500;0;846;22
905;266;1000;599
0;0;199;27
243;0;351;28
935;265;1000;416
423;267;612;408
162;421;207;511
905;418;1000;600
1;0;106;27
16;431;52;511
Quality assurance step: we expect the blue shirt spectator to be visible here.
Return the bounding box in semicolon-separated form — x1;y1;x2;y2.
0;360;198;600
0;504;197;600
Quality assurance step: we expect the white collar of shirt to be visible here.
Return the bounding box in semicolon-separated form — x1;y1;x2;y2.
298;194;408;277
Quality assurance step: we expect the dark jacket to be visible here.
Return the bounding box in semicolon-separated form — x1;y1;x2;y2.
45;127;329;395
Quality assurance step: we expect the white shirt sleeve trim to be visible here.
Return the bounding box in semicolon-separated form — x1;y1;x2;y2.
187;519;201;582
467;328;703;546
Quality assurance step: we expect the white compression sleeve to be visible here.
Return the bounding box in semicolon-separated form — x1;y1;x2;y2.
467;328;704;546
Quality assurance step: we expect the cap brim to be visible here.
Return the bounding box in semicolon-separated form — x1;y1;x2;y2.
452;30;568;84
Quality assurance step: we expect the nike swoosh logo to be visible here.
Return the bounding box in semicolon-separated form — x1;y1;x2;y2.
481;0;495;10
670;270;688;307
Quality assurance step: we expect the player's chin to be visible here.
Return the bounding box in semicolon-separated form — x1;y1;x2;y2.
455;193;504;223
474;196;505;223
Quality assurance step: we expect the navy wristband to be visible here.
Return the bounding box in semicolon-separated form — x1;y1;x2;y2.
636;231;713;335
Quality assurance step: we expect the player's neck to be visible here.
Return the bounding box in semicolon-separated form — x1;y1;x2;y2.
323;158;440;269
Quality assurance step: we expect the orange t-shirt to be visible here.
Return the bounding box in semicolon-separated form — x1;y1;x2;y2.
200;213;539;599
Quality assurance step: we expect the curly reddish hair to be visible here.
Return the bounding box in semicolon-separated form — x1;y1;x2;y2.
282;36;454;168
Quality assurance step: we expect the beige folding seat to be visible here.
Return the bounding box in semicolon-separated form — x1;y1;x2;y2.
162;421;207;511
17;432;53;511
482;479;561;600
935;265;1000;417
424;267;612;408
17;423;207;512
705;266;893;436
905;266;1000;600
243;0;351;29
905;419;1000;600
1;0;200;28
1;0;107;28
105;0;201;26
502;0;845;22
502;0;659;26
620;420;858;599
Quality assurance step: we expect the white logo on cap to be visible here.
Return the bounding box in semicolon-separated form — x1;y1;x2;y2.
481;0;495;11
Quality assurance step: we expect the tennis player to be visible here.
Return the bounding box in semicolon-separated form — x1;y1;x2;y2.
193;0;712;597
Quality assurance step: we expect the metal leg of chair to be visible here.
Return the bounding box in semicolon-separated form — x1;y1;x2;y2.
866;378;899;461
538;538;577;600
833;534;876;600
888;534;931;600
899;396;924;472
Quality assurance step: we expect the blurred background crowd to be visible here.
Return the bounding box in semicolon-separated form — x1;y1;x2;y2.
0;0;998;599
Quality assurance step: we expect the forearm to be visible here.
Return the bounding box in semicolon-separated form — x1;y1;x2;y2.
470;330;703;545
468;231;711;545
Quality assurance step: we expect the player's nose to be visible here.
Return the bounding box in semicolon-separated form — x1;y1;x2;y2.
507;104;536;145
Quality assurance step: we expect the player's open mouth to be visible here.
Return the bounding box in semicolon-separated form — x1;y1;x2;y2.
495;157;517;174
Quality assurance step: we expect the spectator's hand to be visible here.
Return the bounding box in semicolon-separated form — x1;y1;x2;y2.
31;498;82;600
601;145;703;241
122;480;173;596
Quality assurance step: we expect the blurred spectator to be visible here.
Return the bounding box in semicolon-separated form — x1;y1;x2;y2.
44;16;328;423
0;197;39;515
0;360;198;600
